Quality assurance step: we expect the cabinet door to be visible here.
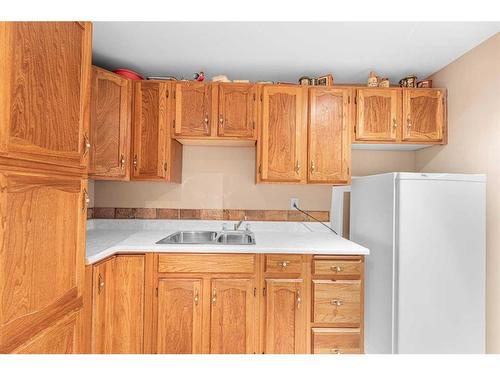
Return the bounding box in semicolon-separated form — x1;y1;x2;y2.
0;170;87;353
89;67;131;180
260;86;307;182
218;84;256;138
0;22;92;171
174;82;212;136
92;255;145;354
131;81;169;180
264;279;306;354
210;279;256;354
308;87;351;184
156;279;202;354
403;89;445;142
12;312;81;354
355;88;400;141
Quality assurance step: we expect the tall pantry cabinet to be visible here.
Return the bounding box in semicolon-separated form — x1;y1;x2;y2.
0;22;92;353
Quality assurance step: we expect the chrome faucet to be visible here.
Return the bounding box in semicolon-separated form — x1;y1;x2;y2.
234;216;247;231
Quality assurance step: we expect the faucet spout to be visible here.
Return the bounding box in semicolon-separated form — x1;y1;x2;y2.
234;215;248;231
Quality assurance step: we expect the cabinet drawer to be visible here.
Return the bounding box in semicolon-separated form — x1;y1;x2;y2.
312;328;362;354
158;254;255;273
313;258;362;277
264;254;303;274
313;280;361;325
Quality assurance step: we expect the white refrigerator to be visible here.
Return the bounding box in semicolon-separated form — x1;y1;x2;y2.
349;173;486;354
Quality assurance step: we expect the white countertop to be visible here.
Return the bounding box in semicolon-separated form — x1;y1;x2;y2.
85;219;369;264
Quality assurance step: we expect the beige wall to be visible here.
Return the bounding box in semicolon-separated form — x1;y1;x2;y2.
93;147;416;210
415;33;500;353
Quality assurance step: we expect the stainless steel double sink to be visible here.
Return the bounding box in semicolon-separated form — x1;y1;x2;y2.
156;230;256;245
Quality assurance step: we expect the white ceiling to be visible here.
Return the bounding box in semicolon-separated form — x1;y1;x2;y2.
92;22;499;84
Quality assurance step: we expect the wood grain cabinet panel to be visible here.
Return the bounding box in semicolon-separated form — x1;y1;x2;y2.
0;22;92;171
308;88;351;184
158;253;255;274
312;328;362;354
92;255;145;354
89;66;131;180
259;86;307;183
12;312;81;354
132;81;182;182
156;279;202;354
264;279;306;354
313;280;361;325
218;84;256;138
355;88;400;142
403;89;446;142
175;82;212;136
0;170;87;353
210;279;256;354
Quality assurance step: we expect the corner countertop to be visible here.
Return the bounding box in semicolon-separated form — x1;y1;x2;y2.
85;219;370;265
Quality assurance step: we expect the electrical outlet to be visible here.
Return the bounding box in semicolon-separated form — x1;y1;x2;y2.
290;198;299;210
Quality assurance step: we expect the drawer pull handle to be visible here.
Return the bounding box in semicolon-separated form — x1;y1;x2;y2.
331;299;343;306
98;274;104;294
278;261;290;269
296;290;301;310
330;348;341;354
331;266;344;273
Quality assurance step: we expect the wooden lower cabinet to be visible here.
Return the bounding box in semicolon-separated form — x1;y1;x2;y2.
156;279;203;354
91;255;145;354
264;279;306;354
12;312;81;354
87;253;364;354
210;278;256;354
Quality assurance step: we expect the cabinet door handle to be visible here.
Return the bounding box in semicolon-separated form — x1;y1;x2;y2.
296;290;301;310
83;134;91;156
392;118;397;129
331;299;343;306
219;114;224;127
330;348;342;354
98;274;104;294
295;160;300;174
407;114;412;128
82;189;89;211
120;154;126;169
194;289;199;306
212;288;217;304
330;265;344;273
133;155;138;170
311;160;316;173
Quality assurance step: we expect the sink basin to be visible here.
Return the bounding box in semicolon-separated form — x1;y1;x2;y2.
156;230;255;245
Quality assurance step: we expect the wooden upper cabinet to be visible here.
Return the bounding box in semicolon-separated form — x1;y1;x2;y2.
355;88;401;142
264;279;306;354
218;84;256;138
174;82;213;137
89;67;131;180
259;85;307;183
92;255;145;354
402;89;446;143
156;279;203;354
132;81;182;182
0;170;87;353
210;279;256;354
0;22;92;172
308;87;351;184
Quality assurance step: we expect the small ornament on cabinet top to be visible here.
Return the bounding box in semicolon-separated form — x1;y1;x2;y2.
193;71;205;82
399;75;417;88
317;74;334;86
417;79;433;88
378;78;390;87
367;71;379;87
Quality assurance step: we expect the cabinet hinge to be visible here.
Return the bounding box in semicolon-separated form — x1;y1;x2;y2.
354;126;357;134
354;96;357;105
173;119;175;129
253;288;257;297
347;167;350;175
260;93;263;101
166;89;169;99
164;161;168;172
263;287;266;296
252;121;255;130
173;90;176;99
348;96;350;104
253;93;256;101
156;287;158;297
258;165;262;174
